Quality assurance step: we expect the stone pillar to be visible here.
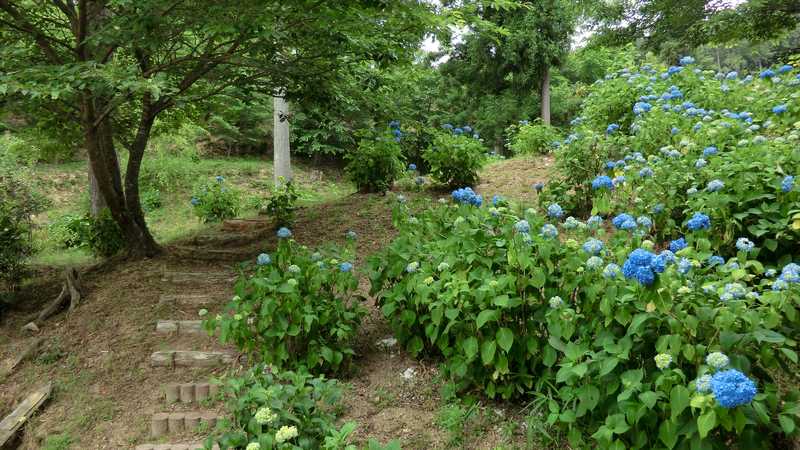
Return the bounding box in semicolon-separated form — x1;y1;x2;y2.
273;95;292;186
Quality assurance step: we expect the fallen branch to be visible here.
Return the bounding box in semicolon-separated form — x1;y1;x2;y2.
0;337;43;382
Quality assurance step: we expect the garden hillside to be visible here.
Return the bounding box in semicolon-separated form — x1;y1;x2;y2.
2;1;800;450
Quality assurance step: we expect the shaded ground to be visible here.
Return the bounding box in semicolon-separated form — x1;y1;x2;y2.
476;155;554;206
2;157;556;449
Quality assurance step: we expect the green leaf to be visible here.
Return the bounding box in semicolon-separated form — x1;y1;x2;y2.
753;329;785;344
476;309;499;329
481;340;496;365
779;415;795;435
658;419;679;449
639;391;659;409
496;327;514;352
670;385;690;420
530;267;546;288
462;337;479;361
697;410;717;438
781;348;798;363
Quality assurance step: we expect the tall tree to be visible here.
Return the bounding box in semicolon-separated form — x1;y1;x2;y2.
0;0;432;256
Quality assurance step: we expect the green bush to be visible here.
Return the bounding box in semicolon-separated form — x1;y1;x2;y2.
209;365;351;449
0;129;77;164
264;180;299;228
140;188;163;212
369;198;800;448
204;235;365;375
0;156;41;289
51;210;125;257
344;135;405;193
507;121;561;155
191;177;241;222
423;131;485;187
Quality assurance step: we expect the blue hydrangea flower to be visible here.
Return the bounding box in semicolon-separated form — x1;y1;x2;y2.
778;64;793;74
514;220;530;234
563;217;581;229
670;238;688;253
454;127;464;135
726;71;738;80
639;167;654;178
671;126;680;135
772;104;788;114
190;197;200;206
582;238;604;255
612;213;636;230
603;263;621;279
592;175;614;190
765;268;777;277
622;249;658;286
637;216;652;229
215;175;225;183
277;227;292;239
451;187;483;206
256;253;271;266
780;263;800;283
605;161;617;170
708;255;725;266
653;203;665;214
587;215;602;227
533;182;545;192
606;123;620;134
781;175;795;193
408;163;417;171
707;180;724;192
703;146;718;157
695;158;707;169
677;257;692;275
540;224;558;239
612;175;626;186
736;237;754;253
760;69;775;79
547;203;564;219
463;126;473;133
442;123;453;130
679;56;695;65
687;212;711;231
721;283;746;301
710;369;757;408
339;262;353;272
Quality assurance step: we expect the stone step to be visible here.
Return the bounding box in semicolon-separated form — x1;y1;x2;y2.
159;294;223;307
171;246;252;262
150;351;236;368
163;382;221;404
161;269;235;284
156;320;206;335
135;441;220;450
150;412;224;438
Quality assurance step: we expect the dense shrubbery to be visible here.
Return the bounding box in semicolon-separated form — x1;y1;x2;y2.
264;180;299;229
345;132;405;193
370;194;800;448
423;129;486;187
191;176;241;222
507;121;561;155
544;60;800;259
205;229;365;375
0;155;43;288
50;209;126;258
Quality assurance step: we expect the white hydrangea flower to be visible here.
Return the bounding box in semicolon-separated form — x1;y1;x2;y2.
275;425;299;443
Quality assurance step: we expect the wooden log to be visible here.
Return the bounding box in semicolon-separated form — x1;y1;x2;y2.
159;294;219;307
151;413;169;438
195;383;210;402
167;413;185;433
0;337;44;381
164;383;180;403
0;383;52;446
179;384;195;403
150;351;235;368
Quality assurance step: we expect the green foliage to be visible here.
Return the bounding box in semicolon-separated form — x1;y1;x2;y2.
423;132;486;187
42;433;73;450
0;155;42;288
51;210;125;258
140;189;163;213
345;135;405;193
205;238;365;375
210;365;349;449
191;177;241;223
369;199;800;448
507;121;561;155
265;180;299;228
0;129;76;164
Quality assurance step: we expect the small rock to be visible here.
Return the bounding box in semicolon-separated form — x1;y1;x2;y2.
377;337;397;349
22;322;39;333
401;367;416;380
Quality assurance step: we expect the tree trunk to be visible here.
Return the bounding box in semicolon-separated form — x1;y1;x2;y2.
81;94;161;258
540;66;551;126
88;163;107;217
273;95;292;186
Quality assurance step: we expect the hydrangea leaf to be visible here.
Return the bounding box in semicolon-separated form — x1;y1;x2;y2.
697;409;717;438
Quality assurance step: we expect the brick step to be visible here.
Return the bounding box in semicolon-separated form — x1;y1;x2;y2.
151;412;224;438
163;382;221;404
159;294;224;308
156;320;206;335
135;441;220;449
150;351;236;368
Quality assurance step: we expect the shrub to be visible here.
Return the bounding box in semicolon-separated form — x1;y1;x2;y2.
209;365;351;449
368;196;800;448
344;135;405;193
423;131;485;187
264;179;299;228
191;176;241;222
0;156;42;289
50;210;125;257
140;188;163;212
204;232;365;374
507;121;561;155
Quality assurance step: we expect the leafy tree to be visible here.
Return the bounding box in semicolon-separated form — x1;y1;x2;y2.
0;0;432;256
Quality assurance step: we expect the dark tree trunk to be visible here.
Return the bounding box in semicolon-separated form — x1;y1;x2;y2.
81;94;161;258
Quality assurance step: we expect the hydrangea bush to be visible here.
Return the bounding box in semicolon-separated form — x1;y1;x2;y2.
344;132;405;193
543;60;800;259
204;230;365;374
507;120;562;155
191;176;241;222
423;130;486;187
368;192;800;448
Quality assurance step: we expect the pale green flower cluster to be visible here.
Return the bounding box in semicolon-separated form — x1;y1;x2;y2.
254;407;277;425
654;353;673;369
275;425;299;443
